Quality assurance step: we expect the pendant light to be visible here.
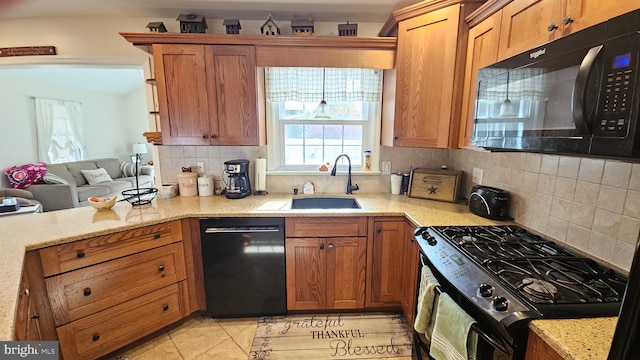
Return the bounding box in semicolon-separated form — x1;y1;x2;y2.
499;71;517;118
315;68;330;119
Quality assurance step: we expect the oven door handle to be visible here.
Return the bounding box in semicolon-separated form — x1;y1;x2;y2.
431;284;511;355
470;324;510;355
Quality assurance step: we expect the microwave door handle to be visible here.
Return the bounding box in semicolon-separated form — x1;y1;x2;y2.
573;45;603;134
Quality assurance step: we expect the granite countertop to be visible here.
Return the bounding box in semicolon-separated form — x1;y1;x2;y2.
529;317;617;360
0;193;617;359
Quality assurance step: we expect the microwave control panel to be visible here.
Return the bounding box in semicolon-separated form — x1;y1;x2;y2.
594;39;638;138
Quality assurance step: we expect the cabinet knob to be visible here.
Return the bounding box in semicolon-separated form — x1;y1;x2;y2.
83;288;92;296
547;23;558;32
31;313;39;320
211;134;217;139
163;304;170;311
562;16;574;25
319;243;325;250
376;228;382;234
393;135;399;141
328;244;334;249
202;135;208;139
158;265;165;272
24;288;30;296
154;233;161;239
76;251;85;259
92;334;100;342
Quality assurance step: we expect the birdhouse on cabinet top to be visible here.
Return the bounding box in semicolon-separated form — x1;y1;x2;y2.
177;13;207;33
338;22;358;36
146;22;167;33
261;13;280;35
223;19;241;34
291;16;314;36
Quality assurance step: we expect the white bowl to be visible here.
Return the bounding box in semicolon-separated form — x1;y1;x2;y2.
88;195;117;211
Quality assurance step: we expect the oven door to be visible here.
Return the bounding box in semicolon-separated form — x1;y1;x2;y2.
413;251;523;360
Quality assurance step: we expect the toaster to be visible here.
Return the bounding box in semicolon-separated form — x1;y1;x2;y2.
468;185;510;220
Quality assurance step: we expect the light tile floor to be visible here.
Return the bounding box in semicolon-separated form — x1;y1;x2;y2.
106;314;413;360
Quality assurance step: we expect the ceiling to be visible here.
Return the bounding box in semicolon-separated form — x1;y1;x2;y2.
0;0;417;23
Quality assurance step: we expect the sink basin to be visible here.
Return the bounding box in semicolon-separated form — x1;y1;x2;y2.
290;197;361;209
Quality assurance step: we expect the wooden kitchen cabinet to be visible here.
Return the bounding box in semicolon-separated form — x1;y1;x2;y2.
366;217;420;324
400;222;420;325
285;217;367;311
153;44;261;146
14;251;57;341
498;0;639;61
524;331;564;360
37;220;196;360
383;1;482;149
366;217;407;307
459;10;503;148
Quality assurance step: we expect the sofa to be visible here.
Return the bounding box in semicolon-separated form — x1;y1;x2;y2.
28;158;153;212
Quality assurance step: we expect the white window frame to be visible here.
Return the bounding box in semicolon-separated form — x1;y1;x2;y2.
265;68;382;173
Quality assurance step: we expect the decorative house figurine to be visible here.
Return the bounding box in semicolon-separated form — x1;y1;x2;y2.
338;22;358;37
146;22;167;33
291;15;314;36
177;13;207;33
223;19;241;34
260;13;280;35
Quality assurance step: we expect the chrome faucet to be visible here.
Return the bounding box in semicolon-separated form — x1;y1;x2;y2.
330;154;359;194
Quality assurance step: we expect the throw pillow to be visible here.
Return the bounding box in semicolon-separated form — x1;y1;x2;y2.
120;162;141;177
4;162;47;189
43;172;70;185
80;168;113;185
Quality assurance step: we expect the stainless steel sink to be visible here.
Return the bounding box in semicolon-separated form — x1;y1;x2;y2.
290;197;361;209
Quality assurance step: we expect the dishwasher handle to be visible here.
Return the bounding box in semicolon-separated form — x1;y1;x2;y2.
204;226;281;234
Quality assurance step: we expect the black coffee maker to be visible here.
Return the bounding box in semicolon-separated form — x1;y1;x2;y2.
223;159;251;199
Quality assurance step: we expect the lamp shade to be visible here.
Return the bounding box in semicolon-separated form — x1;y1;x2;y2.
132;143;148;154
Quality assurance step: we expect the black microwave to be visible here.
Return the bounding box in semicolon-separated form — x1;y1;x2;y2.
472;9;640;160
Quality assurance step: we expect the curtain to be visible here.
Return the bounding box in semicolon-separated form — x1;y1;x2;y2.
265;67;383;102
34;98;86;163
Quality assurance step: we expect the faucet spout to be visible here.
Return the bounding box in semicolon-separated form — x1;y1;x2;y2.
330;154;359;194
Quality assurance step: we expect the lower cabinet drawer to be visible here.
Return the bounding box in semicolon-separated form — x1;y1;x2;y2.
57;283;185;360
46;243;186;326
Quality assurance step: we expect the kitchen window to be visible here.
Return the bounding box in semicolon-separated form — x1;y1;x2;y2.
265;67;382;171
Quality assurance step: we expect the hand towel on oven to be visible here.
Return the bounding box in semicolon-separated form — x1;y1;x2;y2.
414;264;440;339
430;293;478;360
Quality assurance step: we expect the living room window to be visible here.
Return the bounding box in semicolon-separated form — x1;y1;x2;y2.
34;98;86;164
265;67;382;171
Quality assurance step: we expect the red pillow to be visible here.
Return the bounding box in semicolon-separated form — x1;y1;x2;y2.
5;162;47;189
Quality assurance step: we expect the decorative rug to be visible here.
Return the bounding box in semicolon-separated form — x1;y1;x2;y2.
249;312;413;360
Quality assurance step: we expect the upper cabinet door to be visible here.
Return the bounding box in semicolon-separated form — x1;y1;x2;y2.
154;44;211;145
564;0;640;35
459;11;502;148
498;0;564;61
393;5;463;148
206;46;259;146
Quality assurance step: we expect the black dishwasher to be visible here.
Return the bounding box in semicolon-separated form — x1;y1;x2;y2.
200;217;287;317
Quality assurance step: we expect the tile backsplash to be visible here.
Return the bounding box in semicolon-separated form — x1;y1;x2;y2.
157;144;639;271
451;149;640;271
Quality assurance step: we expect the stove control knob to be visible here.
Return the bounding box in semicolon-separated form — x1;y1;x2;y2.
422;234;437;246
478;283;493;297
492;296;509;311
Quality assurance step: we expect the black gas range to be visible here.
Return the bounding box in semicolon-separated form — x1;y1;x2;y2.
414;225;628;359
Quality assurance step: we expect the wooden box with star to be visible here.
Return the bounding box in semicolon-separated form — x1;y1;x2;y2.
408;168;462;203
